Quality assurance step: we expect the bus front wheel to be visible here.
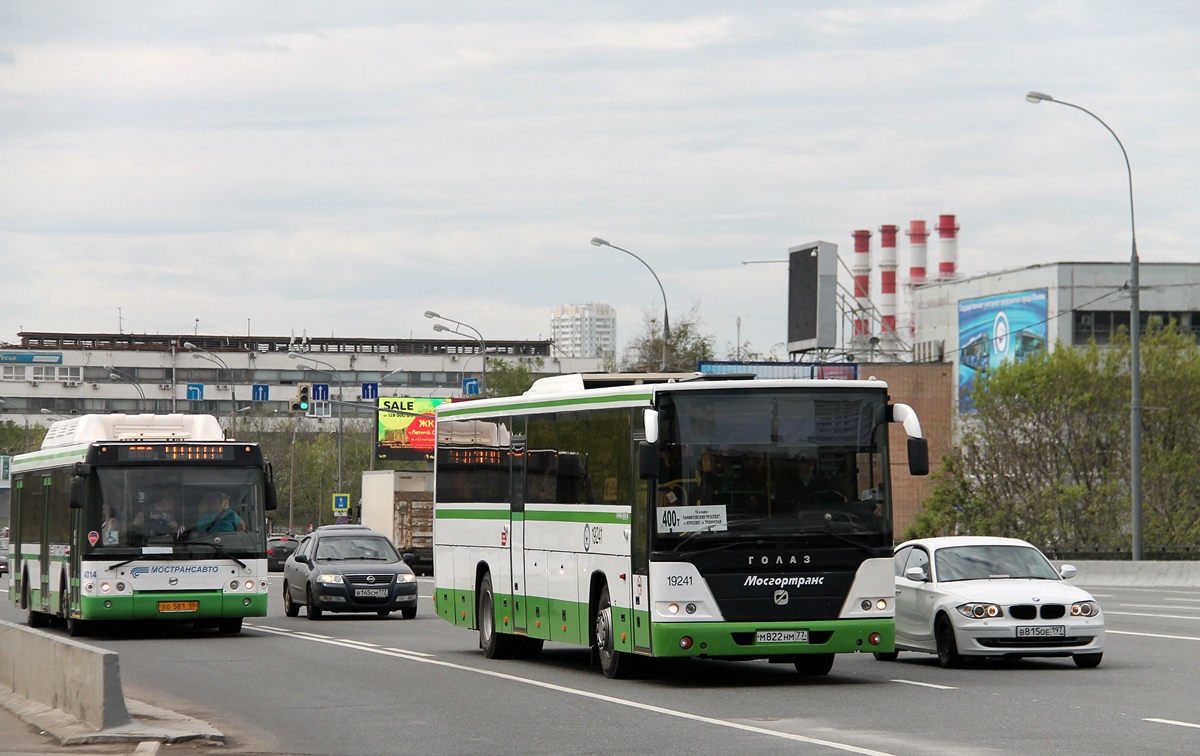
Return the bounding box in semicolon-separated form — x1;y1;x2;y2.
595;585;635;679
479;573;515;659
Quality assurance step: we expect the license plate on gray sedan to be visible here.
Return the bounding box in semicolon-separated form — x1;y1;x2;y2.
1017;625;1065;638
756;630;808;643
354;588;389;598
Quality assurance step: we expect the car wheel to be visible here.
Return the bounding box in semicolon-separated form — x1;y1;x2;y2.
935;616;964;669
283;582;300;617
401;607;417;620
794;654;835;676
872;651;899;662
377;610;390;617
218;618;243;635
1073;652;1103;669
307;586;323;620
479;573;515;659
595;584;637;678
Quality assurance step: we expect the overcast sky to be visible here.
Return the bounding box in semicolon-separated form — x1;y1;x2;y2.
2;2;1197;360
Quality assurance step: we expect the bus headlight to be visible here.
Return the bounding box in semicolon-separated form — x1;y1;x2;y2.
244;580;255;591
667;603;680;615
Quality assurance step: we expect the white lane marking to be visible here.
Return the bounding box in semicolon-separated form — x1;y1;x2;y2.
1106;611;1200;621
384;646;435;658
1144;718;1200;730
1163;597;1200;603
246;624;897;755
890;679;957;690
1107;629;1200;642
1118;604;1200;611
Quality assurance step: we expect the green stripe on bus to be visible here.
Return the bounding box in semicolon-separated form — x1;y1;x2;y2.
436;509;512;520
438;392;651;417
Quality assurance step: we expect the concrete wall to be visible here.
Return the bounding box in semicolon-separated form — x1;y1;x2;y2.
0;620;130;730
1065;560;1200;588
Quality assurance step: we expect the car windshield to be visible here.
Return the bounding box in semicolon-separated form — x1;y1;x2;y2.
315;536;399;562
934;544;1060;582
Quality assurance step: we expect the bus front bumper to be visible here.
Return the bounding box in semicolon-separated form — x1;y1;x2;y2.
650;619;894;658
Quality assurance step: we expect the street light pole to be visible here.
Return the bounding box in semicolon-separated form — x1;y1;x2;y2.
590;237;671;371
425;311;487;396
288;353;344;494
183;342;240;437
104;364;146;405
1026;90;1143;560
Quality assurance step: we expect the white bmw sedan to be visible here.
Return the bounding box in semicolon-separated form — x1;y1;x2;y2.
879;536;1104;668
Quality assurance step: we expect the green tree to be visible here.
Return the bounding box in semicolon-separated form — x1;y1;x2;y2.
622;304;716;372
908;323;1200;551
486;357;546;398
0;420;46;456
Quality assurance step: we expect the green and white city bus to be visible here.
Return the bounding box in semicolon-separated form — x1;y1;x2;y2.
433;373;929;678
9;414;278;636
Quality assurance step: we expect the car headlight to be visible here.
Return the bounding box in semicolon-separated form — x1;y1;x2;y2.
956;602;1003;619
317;573;344;584
401;573;416;583
1071;600;1100;617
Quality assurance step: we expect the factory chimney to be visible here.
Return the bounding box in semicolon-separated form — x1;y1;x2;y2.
937;214;958;280
879;224;899;350
851;229;872;352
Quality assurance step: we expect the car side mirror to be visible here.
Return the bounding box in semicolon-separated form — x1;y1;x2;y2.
904;566;928;582
1059;564;1077;580
296;553;311;566
402;553;416;565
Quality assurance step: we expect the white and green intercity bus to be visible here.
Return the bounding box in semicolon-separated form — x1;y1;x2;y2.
433;372;929;678
8;414;278;636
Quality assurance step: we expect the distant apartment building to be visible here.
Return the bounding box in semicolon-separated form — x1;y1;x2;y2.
551;303;616;360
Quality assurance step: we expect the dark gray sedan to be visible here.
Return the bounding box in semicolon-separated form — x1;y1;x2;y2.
282;525;419;619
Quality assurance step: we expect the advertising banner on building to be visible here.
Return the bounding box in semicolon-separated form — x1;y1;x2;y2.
958;289;1048;412
377;397;448;461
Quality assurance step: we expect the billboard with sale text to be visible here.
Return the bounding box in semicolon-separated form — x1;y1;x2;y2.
377;397;448;461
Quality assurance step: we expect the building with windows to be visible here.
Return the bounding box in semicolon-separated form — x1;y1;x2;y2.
910;261;1200;411
550;303;616;361
0;331;605;431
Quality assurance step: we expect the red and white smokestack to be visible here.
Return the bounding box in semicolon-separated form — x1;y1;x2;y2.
907;219;929;286
879;224;898;339
852;229;872;342
937;214;958;280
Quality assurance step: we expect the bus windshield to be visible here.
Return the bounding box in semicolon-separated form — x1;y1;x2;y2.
651;388;891;551
89;467;266;554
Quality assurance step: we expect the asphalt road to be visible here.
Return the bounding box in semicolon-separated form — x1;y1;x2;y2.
1;576;1198;755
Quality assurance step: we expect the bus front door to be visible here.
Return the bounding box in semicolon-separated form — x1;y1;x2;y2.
510;435;529;635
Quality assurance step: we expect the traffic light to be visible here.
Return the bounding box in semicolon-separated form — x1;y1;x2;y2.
290;383;312;413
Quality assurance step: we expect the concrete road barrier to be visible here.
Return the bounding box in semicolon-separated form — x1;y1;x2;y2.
0;619;131;731
1062;560;1200;588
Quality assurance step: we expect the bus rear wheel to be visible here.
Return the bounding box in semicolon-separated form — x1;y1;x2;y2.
218;618;243;634
479;573;515;659
595;585;635;679
24;579;49;628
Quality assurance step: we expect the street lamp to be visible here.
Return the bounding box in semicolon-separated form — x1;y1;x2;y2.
288;352;345;494
590;237;671;371
425;310;487;396
104;364;146;404
183;342;240;437
1026;90;1143;560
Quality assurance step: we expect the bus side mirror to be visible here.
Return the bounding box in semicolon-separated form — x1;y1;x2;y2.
907;438;930;476
638;441;659;480
69;478;86;509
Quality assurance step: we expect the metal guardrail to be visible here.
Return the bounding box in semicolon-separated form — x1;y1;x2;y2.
1042;546;1200;561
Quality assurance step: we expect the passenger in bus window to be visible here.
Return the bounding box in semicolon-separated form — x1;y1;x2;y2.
196;492;246;533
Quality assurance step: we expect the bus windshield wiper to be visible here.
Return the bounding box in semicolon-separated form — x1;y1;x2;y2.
107;552;178;571
796;527;888;557
188;540;247;569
